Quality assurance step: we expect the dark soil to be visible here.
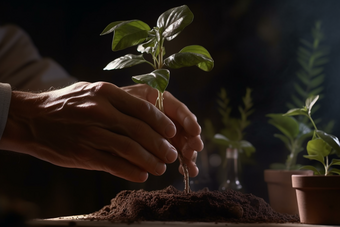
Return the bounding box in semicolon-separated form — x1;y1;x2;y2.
87;186;299;223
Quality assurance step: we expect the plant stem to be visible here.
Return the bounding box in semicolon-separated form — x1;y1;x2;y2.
155;90;190;193
178;153;190;193
325;156;329;176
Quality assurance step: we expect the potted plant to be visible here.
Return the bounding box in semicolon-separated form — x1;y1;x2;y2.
213;87;256;192
264;113;313;214
264;21;332;215
100;5;214;193
285;95;340;224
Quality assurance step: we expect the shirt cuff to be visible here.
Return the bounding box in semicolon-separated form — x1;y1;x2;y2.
0;83;12;140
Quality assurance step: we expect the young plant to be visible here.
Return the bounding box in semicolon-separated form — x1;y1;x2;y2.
213;87;255;157
267;21;333;170
101;5;214;192
266;114;312;170
284;95;340;175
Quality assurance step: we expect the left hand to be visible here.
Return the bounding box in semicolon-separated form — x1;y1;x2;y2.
122;84;204;177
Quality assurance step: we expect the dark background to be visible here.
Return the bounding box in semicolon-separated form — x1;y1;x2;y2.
1;0;340;218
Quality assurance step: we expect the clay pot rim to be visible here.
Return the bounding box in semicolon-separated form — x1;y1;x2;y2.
292;175;340;189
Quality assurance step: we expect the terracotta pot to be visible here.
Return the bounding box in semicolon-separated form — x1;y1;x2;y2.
292;175;340;225
264;169;313;214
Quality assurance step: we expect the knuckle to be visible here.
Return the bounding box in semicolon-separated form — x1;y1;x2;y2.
91;81;117;96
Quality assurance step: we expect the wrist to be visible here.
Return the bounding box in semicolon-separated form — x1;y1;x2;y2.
0;90;46;154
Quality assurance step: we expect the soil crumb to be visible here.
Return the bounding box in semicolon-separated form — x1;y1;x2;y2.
87;185;299;223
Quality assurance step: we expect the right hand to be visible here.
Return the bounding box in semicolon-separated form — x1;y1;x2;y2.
0;82;179;182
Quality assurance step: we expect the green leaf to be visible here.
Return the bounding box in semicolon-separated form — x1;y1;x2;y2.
306;138;331;157
283;108;308;117
157;5;194;41
267;114;300;138
239;140;256;156
314;58;329;66
305;95;319;114
300;165;321;175
179;45;214;71
132;69;170;93
328;168;340;175
101;20;150;51
310;74;325;88
316;130;340;153
310;67;324;77
311;50;328;61
296;71;309;86
303;154;324;165
213;133;232;147
100;21;124;35
330;159;340;166
103;54;150;70
164;46;214;71
309;86;324;96
137;36;157;54
274;134;291;150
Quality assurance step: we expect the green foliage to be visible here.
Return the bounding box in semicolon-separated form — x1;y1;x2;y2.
287;21;334;131
213;88;255;157
287;21;329;113
101;5;214;95
267;21;334;170
284;96;340;175
266;114;312;170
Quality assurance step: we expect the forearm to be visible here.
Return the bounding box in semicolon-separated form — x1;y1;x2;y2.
0;89;47;155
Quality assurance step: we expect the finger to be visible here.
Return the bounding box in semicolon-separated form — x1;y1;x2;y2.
46;141;149;183
122;84;201;137
100;83;177;138
163;92;201;137
181;135;204;153
83;127;175;176
85;148;149;182
178;153;199;177
104;106;178;164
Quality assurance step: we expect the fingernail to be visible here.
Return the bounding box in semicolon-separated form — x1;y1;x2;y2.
166;145;178;163
139;172;148;182
165;124;176;138
155;162;166;175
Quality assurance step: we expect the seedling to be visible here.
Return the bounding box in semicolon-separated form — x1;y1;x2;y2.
284;95;340;175
101;5;214;192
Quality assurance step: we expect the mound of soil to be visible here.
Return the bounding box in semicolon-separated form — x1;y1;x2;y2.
87;186;299;223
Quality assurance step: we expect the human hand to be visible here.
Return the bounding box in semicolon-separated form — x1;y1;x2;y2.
121;84;204;177
0;82;180;182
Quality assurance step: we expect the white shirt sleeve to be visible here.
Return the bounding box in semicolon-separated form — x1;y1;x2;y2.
0;83;11;140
